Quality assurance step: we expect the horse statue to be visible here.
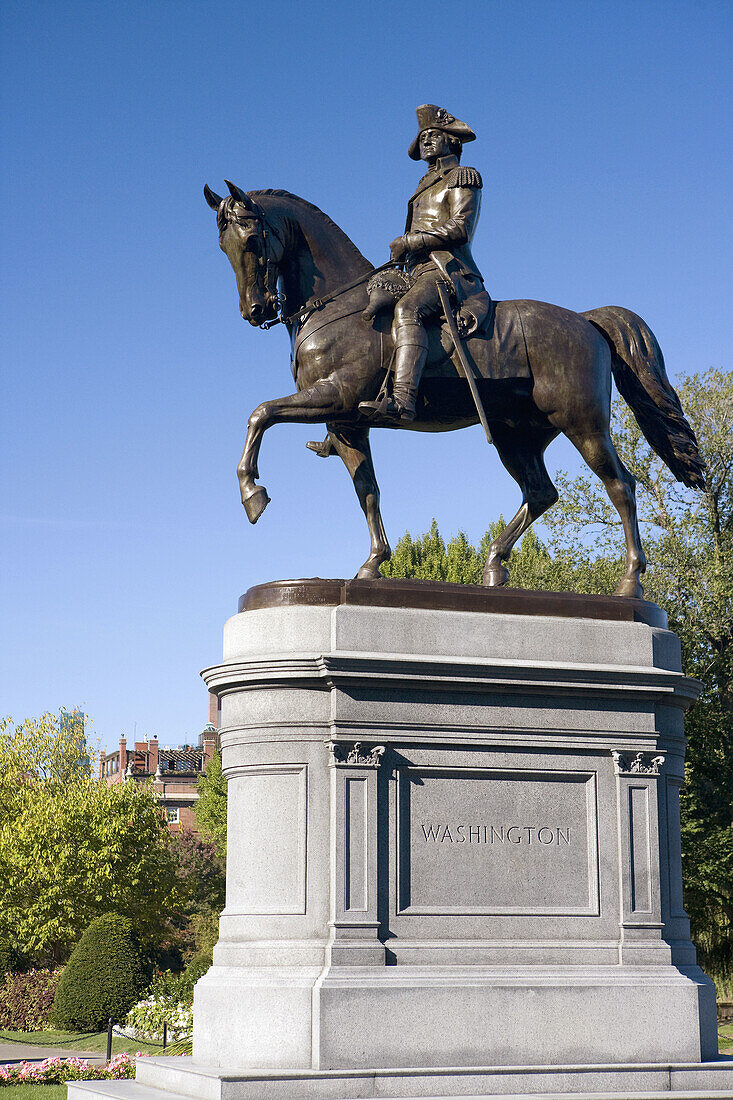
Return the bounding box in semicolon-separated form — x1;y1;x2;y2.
203;181;705;599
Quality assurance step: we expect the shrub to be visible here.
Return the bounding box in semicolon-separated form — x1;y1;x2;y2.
0;969;62;1030
181;951;210;993
125;995;192;1041
124;969;194;1041
125;989;192;1041
51;913;144;1031
190;909;219;958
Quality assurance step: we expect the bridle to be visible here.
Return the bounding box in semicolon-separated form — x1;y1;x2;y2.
224;196;400;331
222;197;287;326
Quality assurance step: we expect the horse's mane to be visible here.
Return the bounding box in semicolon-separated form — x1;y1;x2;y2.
249;189;371;270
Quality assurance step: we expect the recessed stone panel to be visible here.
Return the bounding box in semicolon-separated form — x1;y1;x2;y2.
226;765;307;914
398;766;598;915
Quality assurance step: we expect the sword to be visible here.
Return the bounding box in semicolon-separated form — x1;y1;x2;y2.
432;265;493;445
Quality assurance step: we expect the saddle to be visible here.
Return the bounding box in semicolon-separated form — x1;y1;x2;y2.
306;278;532;458
432;299;531;382
364;269;531;382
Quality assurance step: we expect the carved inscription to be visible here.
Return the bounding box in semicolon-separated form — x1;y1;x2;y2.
398;767;599;916
420;823;570;845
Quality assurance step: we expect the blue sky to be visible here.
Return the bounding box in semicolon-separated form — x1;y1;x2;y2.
1;0;730;749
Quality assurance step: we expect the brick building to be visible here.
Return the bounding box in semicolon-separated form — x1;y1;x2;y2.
99;721;218;832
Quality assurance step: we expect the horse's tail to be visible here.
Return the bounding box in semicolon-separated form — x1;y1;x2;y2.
583;305;706;489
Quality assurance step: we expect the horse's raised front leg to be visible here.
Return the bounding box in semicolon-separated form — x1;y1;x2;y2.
482;424;559;586
328;424;391;579
238;379;343;523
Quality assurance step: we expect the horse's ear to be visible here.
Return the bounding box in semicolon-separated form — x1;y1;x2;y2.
225;180;253;208
204;184;223;210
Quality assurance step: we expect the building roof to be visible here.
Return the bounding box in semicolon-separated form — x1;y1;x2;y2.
158;747;204;772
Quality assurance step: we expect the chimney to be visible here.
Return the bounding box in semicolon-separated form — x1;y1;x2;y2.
208;691;219;727
99;750;106;780
149;736;159;774
119;737;127;775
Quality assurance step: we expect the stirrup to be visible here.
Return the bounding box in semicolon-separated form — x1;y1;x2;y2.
306;435;335;458
359;396;415;422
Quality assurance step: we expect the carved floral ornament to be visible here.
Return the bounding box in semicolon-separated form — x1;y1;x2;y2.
611;750;665;775
326;741;386;767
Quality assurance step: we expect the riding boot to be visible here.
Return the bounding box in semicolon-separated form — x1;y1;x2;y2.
359;325;428;422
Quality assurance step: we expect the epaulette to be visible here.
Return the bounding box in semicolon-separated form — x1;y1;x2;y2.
445;166;482;189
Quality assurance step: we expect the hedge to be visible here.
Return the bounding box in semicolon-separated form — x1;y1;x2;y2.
51;913;144;1031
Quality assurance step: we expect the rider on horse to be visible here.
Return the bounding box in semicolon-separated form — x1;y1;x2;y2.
360;104;491;423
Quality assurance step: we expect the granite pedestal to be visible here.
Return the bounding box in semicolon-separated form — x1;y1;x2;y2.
70;580;733;1099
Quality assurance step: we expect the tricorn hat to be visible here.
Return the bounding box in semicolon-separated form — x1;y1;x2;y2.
408;104;476;160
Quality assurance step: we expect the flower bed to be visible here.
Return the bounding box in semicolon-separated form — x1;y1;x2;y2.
0;1052;143;1086
124;995;192;1041
124;972;193;1041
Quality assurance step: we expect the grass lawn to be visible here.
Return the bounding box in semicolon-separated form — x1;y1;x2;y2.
719;1023;733;1053
0;1087;67;1098
0;1029;164;1057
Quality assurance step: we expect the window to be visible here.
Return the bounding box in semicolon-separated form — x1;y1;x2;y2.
165;807;180;824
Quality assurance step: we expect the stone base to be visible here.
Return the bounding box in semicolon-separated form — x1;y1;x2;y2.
69;1056;733;1099
68;580;720;1100
192;965;716;1070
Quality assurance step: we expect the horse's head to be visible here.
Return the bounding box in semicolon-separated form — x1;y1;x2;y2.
204;181;284;326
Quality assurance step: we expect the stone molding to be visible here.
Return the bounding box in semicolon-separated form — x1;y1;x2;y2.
202;651;701;710
612;750;666;775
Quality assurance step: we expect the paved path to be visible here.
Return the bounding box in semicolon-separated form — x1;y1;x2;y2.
0;1040;105;1064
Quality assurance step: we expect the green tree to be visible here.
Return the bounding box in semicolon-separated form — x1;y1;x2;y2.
0;709;92;793
164;828;225;967
196;750;228;859
168;829;225;918
0;713;184;965
384;519;620;594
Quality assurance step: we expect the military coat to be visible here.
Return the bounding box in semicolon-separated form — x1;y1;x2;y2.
403;154;483;285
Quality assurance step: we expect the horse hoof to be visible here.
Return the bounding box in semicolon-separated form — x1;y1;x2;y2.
355;552;390;580
483;564;509;587
242;485;270;524
355;564;383;581
614;577;644;600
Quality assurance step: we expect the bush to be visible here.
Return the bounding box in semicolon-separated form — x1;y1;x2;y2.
181;951;211;993
51;913;144;1031
124;969;194;1041
0;969;61;1030
124;994;193;1041
189;910;219;958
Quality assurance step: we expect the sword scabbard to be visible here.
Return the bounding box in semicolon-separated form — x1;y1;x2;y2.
434;276;493;446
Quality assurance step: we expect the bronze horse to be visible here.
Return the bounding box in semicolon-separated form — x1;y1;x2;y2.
204;181;705;598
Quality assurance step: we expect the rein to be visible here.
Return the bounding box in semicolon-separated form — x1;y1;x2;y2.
263;257;400;330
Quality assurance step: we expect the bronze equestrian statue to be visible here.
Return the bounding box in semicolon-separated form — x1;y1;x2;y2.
203;104;705;599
